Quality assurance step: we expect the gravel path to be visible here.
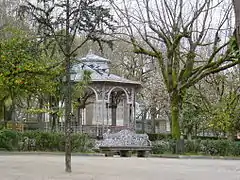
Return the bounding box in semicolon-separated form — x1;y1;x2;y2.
0;155;240;180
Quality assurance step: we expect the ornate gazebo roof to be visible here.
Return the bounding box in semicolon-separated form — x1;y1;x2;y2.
71;52;141;86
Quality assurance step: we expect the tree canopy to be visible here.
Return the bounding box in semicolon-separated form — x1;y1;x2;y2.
109;0;240;139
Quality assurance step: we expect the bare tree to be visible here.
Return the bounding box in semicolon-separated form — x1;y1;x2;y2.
109;0;239;139
103;41;169;133
0;0;25;30
20;0;114;172
233;0;240;46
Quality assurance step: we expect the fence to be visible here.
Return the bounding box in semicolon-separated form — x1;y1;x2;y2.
45;125;131;137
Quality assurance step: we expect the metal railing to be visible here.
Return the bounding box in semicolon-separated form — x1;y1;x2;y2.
46;125;130;137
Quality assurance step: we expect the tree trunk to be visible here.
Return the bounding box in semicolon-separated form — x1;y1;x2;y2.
0;100;4;123
65;54;72;173
150;107;157;133
50;95;59;131
233;0;240;46
141;110;147;133
51;114;57;131
170;90;181;139
64;0;72;172
3;105;7;128
4;103;14;126
37;97;44;129
37;97;43;122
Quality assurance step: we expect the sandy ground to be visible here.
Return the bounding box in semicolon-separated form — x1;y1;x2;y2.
0;155;240;180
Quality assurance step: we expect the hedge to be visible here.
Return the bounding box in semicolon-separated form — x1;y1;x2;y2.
2;129;239;156
147;133;229;141
152;139;240;156
147;133;172;141
0;129;94;152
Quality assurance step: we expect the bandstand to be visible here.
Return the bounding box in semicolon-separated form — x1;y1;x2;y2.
69;52;141;137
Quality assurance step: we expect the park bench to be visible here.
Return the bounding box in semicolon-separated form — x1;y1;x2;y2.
95;129;152;157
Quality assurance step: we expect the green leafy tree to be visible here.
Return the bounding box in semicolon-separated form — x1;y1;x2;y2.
181;89;205;138
20;0;114;172
0;27;61;126
208;86;240;137
181;71;240;138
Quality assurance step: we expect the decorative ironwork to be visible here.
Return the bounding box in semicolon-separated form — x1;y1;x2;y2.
49;125;128;137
